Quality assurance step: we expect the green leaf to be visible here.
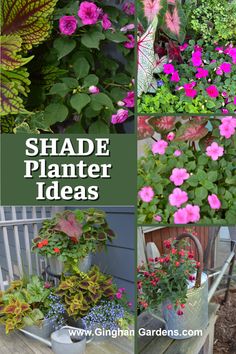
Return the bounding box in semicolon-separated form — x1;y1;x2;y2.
88;120;110;134
61;77;78;89
207;171;218;182
65;122;86;133
49;83;69;97
196;170;207;182
105;31;128;43
195;186;208;200
81;30;105;49
70;93;91;114
53;38;76;60
83;74;99;88
187;175;199;187
73;57;90;80
90;93;114;111
44;103;69;125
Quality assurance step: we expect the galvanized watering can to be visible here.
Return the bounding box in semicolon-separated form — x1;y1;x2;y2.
162;233;208;339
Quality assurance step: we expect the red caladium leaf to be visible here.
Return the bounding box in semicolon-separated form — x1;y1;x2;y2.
167;40;183;63
175;122;208;141
141;0;167;23
149;116;177;132
138;116;154;139
162;2;186;43
190;116;210;124
54;212;83;241
1;0;58;50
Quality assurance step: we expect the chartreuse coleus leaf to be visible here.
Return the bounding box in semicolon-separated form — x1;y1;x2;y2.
1;0;58;50
0;68;30;115
0;35;33;70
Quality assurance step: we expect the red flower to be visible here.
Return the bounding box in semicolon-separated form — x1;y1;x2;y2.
180;304;185;309
37;242;44;249
159;258;165;263
166;304;172;310
175;261;180;267
42;239;48;246
188;252;194;259
148;258;154;262
151;280;157;286
177;309;184;316
165;256;170;262
163;239;172;249
196;261;201;268
171;248;177;255
179;249;185;257
54;248;60;253
189;275;196;281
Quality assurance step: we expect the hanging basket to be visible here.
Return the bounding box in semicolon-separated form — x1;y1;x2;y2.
162;233;209;339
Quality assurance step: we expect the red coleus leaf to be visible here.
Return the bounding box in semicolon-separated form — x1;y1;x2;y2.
167;40;183;63
138;116;154;139
175;122;208;141
54;212;83;241
149;116;177;132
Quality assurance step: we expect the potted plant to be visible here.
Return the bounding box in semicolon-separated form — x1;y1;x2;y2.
32;209;116;275
137;233;208;339
56;265;116;328
138;116;236;224
0;276;65;338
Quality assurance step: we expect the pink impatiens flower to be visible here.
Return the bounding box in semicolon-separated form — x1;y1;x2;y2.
196;68;209;79
191;51;202;66
122;2;135;15
234;97;236;105
208;194;221;209
102;14;112;30
219;117;236;138
123;91;134;108
216;67;223;76
124;34;135;49
206;85;219;98
163;63;175;74
169;188;188;208
111;109;129;124
139;186;155;203
185;204;200;223
206;142;224;161
152;140;168;155
154;215;162;222
171;71;180;82
174;150;182;157
220;62;232;74
170;168;190;186
173;208;188;224
167;132;175;141
179;43;188;51
185;88;198;99
78;2;100;25
59;16;77;35
89;85;100;94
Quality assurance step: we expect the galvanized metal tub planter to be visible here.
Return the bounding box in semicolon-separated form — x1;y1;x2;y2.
162;233;209;339
24;317;56;339
51;326;86;354
48;253;92;275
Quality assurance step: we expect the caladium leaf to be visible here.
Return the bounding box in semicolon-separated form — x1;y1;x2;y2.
54;212;83;241
149;116;177;132
1;0;58;50
137;16;158;97
0;35;33;70
162;2;186;43
175;122;208;141
153;55;168;74
0;68;30;116
141;0;167;24
138;116;154;139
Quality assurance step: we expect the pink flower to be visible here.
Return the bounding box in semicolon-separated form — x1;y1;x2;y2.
207;194;221;209
102;14;112;30
78;2;100;25
185;204;200;223
170;168;190;186
215;46;224;53
216;67;223;76
194;45;203;53
152;140;168;155
116;292;122;299
163;63;175;74
124;34;135;49
167;132;175;141
206;142;224;161
122;2;135;15
220;62;232;74
206;85;219;98
89;85;100;94
222;92;228;98
171;71;180;82
154;215;162;222
221;116;236;128
196;68;209;79
234;97;236;105
185;88;198;99
59;16;77;35
174;150;182;157
111;109;129;124
169;188;188;208
191;51;202;66
138;186;155;203
222;109;229;114
120;23;135;32
184;82;196;89
208;194;221;210
179;43;188;51
219;120;235;138
174;208;188;224
127;302;133;307
123;91;134;108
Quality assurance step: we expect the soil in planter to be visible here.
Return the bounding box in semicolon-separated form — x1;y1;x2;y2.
212;289;236;354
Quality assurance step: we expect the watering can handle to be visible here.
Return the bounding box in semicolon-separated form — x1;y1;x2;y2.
175;233;203;289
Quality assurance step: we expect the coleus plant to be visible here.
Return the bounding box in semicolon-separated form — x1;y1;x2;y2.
137;0;186;96
0;0;58;117
32;209;116;267
138;116;236;224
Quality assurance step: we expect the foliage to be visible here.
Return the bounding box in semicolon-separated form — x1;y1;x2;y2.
138;117;236;224
2;0;135;133
0;276;61;334
190;0;236;44
0;0;58;117
137;238;199;314
57;266;115;319
32;209;116;268
138;39;236;114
